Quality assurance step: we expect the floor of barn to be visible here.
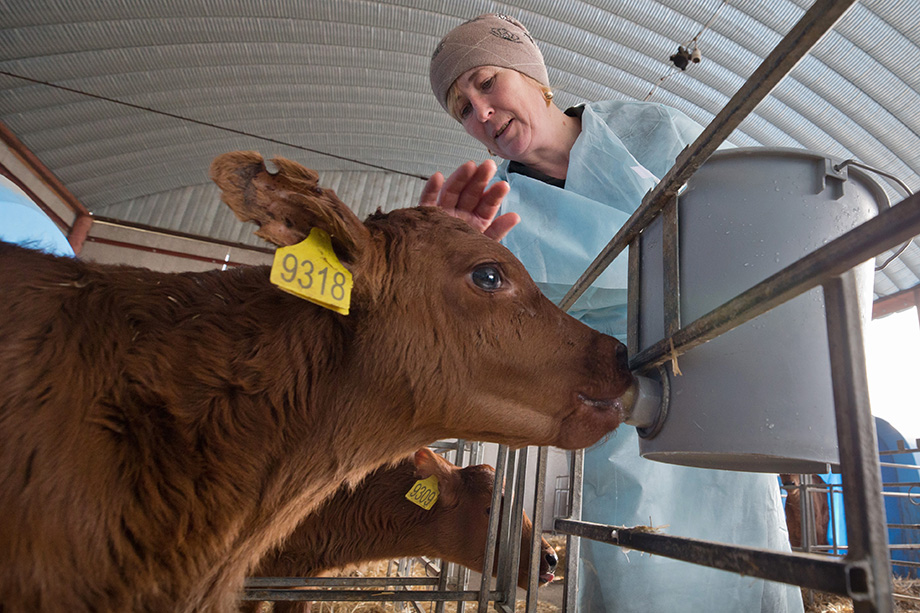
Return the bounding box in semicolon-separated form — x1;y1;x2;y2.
801;578;920;613
253;534;920;612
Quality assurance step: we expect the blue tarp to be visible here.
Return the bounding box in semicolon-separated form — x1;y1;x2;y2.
783;417;919;578
874;417;920;578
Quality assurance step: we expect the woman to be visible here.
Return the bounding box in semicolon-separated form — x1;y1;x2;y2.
423;13;803;613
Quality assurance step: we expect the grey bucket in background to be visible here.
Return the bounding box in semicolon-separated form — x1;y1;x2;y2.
637;147;888;474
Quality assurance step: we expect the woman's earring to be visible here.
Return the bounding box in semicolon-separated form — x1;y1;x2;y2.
544;90;554;106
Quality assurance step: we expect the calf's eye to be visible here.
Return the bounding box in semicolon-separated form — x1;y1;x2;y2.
471;265;502;291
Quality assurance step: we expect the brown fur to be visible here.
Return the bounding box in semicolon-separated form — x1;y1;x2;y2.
245;448;557;612
0;151;633;612
780;474;830;548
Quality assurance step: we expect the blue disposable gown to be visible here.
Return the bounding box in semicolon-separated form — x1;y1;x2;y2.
495;100;803;612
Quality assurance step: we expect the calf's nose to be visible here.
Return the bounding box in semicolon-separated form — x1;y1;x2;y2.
616;342;630;371
544;550;558;572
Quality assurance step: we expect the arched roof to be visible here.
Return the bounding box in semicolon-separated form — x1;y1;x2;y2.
1;0;918;298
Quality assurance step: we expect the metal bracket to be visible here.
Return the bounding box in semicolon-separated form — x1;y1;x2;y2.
823;158;848;199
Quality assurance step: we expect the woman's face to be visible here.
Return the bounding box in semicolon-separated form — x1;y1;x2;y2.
451;66;550;162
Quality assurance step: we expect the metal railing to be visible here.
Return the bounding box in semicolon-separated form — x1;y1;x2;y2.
780;440;920;606
546;1;915;612
240;439;530;612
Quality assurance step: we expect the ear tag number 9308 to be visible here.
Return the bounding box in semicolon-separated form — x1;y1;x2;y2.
405;475;440;510
270;228;353;315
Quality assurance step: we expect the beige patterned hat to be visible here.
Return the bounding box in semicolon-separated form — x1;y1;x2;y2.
430;13;549;112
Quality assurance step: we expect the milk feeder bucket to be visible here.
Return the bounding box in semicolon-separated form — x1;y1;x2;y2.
628;148;887;473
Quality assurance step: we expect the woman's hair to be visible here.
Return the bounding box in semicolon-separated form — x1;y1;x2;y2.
445;70;552;123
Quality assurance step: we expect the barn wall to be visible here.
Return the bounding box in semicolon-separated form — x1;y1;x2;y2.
80;218;272;273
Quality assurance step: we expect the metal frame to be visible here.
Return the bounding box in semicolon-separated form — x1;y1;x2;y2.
553;191;919;611
548;0;917;609
781;444;920;568
241;441;541;612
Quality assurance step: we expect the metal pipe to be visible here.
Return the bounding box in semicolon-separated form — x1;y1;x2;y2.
879;461;920;469
478;444;508;612
525;446;549;613
801;476;814;553
492;449;516;610
561;449;584;613
555;519;854;594
630;191;920;373
242;589;502;602
245;577;439;588
823;273;894;612
496;448;529;612
627;236;641;357
663;196;681;338
440;440;467;613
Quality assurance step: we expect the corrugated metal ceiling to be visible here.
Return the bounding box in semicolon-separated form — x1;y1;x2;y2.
1;0;918;299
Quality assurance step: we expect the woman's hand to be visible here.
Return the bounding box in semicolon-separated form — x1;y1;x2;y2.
419;160;520;241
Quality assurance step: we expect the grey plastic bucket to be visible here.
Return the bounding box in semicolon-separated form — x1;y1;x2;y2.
637;147;888;474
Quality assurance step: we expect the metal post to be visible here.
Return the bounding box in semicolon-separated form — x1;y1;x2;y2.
478;444;509;612
802;476;813;554
492;449;517;605
496;448;528;613
627;235;641;357
823;273;894;612
434;440;466;613
561;449;584;613
525;446;549;613
663;195;681;338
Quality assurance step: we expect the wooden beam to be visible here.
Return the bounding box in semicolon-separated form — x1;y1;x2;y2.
0;119;89;218
873;286;920;319
0;119;95;254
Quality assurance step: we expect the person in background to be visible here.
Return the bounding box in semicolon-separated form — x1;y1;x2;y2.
422;13;803;613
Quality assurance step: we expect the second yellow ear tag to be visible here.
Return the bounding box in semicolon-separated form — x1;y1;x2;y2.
270;228;353;315
405;475;440;510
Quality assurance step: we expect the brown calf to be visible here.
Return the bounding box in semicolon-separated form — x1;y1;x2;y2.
246;447;557;612
780;474;830;548
0;151;635;613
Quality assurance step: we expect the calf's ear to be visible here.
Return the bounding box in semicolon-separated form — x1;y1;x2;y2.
209;151;371;263
412;447;460;506
412;447;445;479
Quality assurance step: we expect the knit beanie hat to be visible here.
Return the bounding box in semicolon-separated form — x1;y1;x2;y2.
430;13;549;112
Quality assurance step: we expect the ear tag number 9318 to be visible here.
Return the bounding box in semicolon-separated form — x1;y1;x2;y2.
406;475;440;510
270;228;353;315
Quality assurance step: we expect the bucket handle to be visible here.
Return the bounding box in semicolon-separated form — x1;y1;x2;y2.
834;159;914;272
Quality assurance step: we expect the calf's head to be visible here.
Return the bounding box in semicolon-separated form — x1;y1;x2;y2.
211;151;636;450
412;447;557;589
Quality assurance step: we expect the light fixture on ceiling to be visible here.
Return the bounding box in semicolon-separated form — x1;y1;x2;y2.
669;44;702;71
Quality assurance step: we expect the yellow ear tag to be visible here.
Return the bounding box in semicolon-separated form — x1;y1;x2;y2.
405;475;440;510
270;228;353;315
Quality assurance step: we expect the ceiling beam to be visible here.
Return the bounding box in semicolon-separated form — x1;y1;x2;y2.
0;119;93;253
872;285;920;320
